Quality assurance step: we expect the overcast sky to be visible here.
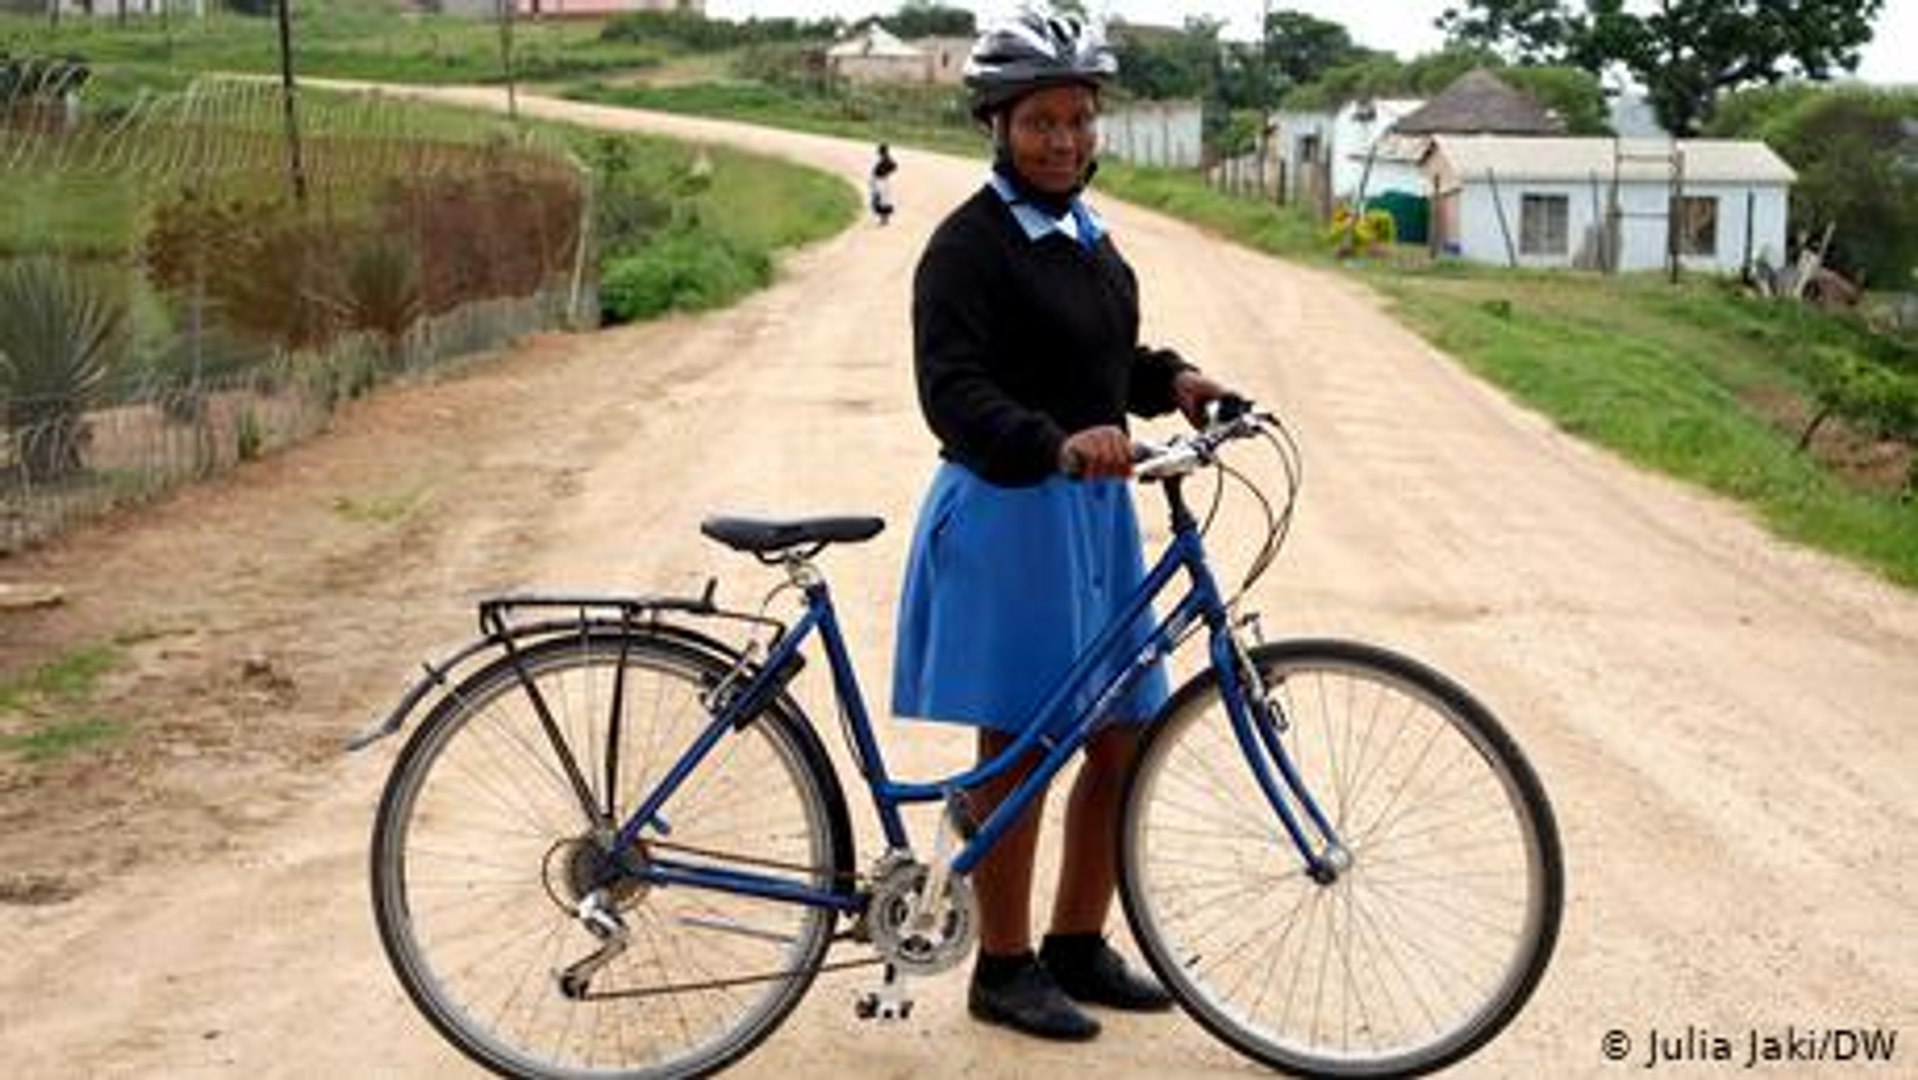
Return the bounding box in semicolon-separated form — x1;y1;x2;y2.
706;0;1917;86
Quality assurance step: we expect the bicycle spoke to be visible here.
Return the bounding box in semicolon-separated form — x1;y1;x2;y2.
372;633;844;1078
1122;641;1562;1077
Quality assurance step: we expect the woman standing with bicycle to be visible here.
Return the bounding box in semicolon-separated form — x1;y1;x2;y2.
891;7;1232;1044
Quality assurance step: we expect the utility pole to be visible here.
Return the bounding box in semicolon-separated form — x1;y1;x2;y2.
499;0;519;120
1259;0;1272;200
276;0;307;206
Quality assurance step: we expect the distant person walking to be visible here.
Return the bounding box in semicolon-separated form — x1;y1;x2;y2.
870;142;898;225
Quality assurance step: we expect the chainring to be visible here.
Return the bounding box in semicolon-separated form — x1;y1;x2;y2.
865;860;977;976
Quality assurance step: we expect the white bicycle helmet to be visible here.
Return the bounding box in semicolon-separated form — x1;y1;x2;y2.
963;6;1118;121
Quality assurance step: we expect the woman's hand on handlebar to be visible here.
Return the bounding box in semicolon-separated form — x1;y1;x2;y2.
1172;370;1238;429
1059;425;1135;479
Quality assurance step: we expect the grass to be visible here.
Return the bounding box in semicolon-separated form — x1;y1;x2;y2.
0;643;119;711
0;174;145;260
331;487;430;524
24;21;1904;585
1097;162;1327;262
562;125;858;323
0;718;128;763
1072;163;1918;587
0;643;128;763
1;4;655;90
0;81;561;259
1372;268;1918;585
699;142;860;253
569;79;987;159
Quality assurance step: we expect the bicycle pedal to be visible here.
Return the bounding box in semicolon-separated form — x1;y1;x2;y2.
854;992;914;1022
855;968;915;1023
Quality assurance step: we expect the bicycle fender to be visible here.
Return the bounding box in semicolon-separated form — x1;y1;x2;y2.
343;618;794;753
345;634;504;752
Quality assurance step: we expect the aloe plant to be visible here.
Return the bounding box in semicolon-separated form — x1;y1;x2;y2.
343;236;423;369
0;258;124;483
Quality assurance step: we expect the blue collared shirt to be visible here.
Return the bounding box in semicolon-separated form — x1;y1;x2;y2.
987;172;1106;250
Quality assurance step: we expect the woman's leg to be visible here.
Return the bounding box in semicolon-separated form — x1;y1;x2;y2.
1041;725;1172;1011
1050;726;1139;933
965;728;1102;1040
969;728;1045;954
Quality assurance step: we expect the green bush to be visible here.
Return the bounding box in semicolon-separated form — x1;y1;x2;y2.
599;10;840;50
1325;205;1397;256
1710;85;1918;288
599;231;772;323
342;235;424;366
1802;345;1918;446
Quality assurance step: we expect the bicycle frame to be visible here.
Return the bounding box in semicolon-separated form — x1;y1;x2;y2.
610;476;1348;913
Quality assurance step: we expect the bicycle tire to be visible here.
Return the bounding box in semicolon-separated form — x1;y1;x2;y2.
371;630;854;1080
1119;638;1563;1078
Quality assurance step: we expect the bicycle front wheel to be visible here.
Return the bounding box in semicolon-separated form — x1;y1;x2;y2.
371;630;852;1080
1120;639;1563;1078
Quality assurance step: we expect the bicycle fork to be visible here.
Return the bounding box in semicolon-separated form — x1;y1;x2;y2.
1220;619;1351;885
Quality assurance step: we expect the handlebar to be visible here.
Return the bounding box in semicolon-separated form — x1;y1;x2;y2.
1060;395;1267;482
1055;395;1302;601
1130;394;1271;483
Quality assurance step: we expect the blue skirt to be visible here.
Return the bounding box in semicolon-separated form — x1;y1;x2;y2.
890;462;1170;732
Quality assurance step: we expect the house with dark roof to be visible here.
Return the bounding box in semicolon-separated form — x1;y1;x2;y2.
1392;68;1565;138
1271;69;1564;217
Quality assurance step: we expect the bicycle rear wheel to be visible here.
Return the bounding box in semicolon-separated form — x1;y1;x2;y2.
1119;639;1562;1078
371;630;852;1080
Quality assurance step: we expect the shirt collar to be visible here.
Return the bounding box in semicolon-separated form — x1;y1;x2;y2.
987;173;1106;249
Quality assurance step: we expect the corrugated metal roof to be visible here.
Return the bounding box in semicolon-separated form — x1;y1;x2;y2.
1427;135;1796;184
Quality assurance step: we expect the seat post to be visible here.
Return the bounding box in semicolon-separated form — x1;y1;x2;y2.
782;553;825;592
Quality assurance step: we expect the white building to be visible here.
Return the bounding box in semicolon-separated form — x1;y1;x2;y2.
1099;99;1204;169
1332;98;1426;201
826;24;927;85
1423;135;1796;274
1266;98;1425;212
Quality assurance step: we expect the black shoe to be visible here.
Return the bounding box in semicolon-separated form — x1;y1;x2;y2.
1040;934;1175;1012
968;954;1102;1041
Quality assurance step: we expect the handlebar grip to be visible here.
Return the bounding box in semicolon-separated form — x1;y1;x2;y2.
1061;441;1154;479
1210;394;1253;425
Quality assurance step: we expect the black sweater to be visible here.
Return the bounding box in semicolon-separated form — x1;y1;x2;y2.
911;184;1189;486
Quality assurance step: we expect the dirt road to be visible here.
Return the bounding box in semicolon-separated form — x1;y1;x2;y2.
2;89;1913;1078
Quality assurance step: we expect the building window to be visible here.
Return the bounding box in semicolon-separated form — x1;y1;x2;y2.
1519;194;1569;255
1675;196;1718;256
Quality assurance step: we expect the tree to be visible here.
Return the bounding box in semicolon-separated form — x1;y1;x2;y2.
1435;0;1578;64
888;2;973;38
1438;0;1887;135
1110;17;1223;102
1498;65;1610;135
1281;52;1407;111
1262;9;1366;88
1712;86;1918;288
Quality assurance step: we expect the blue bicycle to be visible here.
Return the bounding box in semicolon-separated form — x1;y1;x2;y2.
359;401;1563;1078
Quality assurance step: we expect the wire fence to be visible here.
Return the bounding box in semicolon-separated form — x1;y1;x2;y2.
1;72;592;553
